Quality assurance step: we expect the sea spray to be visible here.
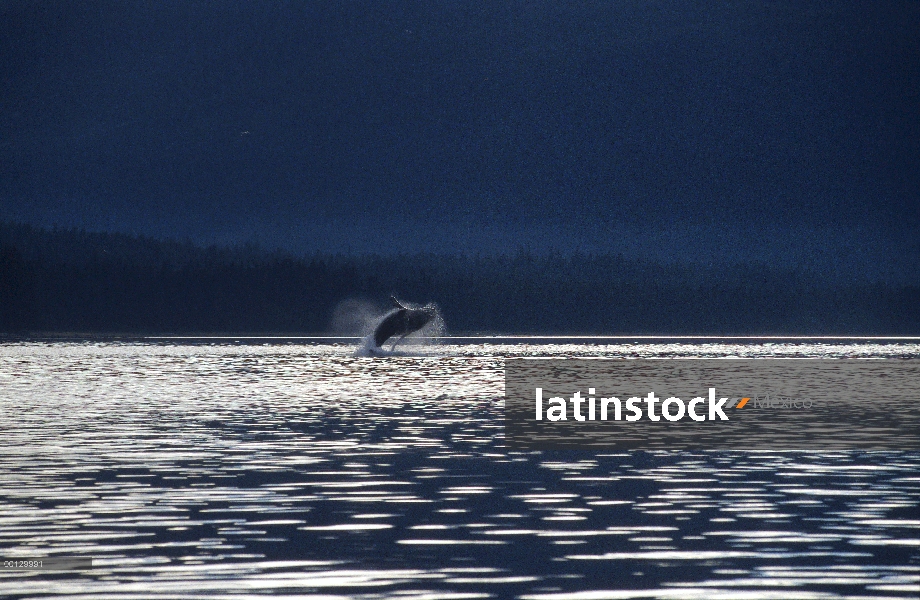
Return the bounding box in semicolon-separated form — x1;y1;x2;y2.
330;298;387;337
402;300;446;345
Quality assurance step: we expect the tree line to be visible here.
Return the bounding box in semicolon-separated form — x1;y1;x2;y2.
1;222;917;334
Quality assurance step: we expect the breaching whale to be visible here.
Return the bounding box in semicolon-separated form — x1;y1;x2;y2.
372;297;435;349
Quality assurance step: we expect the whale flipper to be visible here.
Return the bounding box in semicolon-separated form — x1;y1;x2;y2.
390;333;408;352
390;296;406;310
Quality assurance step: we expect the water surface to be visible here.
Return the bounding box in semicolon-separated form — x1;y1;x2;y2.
1;340;918;599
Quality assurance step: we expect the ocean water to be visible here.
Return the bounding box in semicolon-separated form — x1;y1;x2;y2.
1;340;919;599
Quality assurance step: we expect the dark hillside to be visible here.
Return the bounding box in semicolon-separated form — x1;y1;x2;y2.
1;222;917;335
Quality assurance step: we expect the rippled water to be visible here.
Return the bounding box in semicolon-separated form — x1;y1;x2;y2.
1;340;919;599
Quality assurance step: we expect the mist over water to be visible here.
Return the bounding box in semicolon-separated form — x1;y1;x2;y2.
330;298;389;337
1;341;918;599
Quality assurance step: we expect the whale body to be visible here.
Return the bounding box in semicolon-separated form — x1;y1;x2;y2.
372;297;435;348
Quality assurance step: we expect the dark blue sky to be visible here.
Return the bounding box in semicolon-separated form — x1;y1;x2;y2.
2;1;918;279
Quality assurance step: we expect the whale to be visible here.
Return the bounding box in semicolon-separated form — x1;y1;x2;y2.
372;297;435;349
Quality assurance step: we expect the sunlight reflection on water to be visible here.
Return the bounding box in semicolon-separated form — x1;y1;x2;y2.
0;341;918;599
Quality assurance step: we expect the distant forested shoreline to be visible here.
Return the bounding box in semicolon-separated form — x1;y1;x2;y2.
1;222;917;335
